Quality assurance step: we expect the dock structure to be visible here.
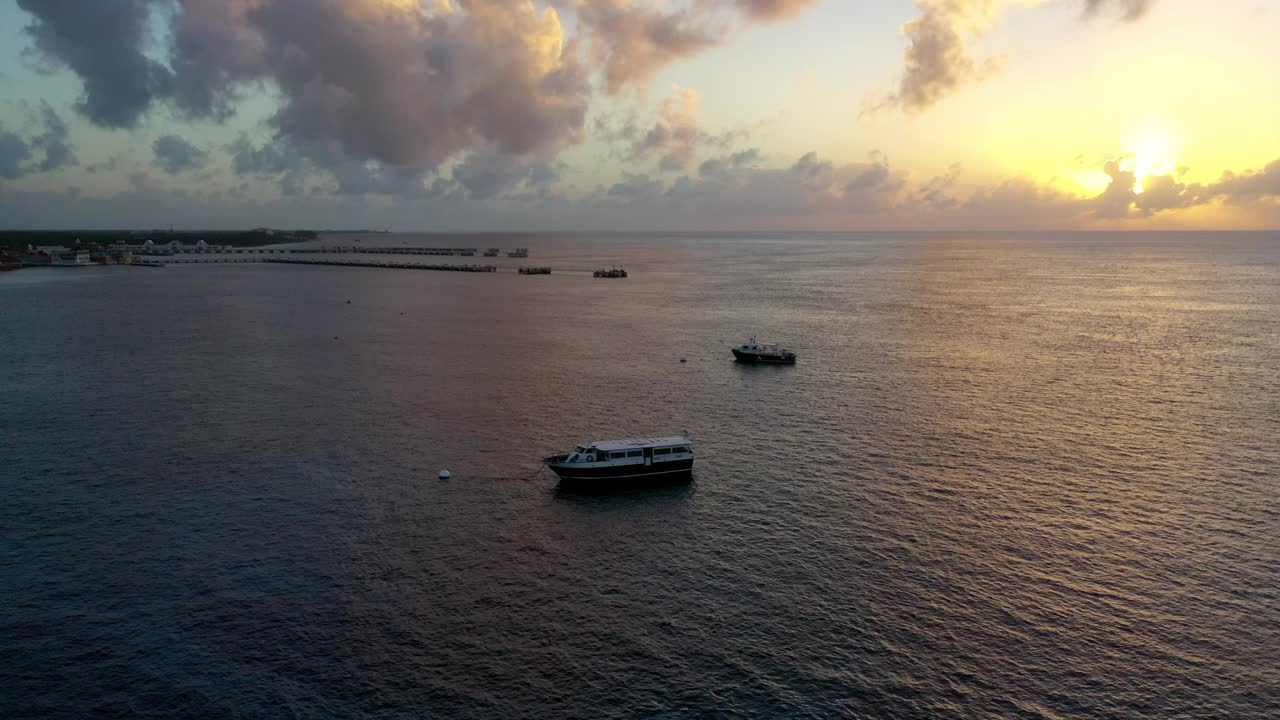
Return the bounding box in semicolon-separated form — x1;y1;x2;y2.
156;255;621;276
162;256;265;263
160;256;497;271
263;258;497;272
138;245;496;257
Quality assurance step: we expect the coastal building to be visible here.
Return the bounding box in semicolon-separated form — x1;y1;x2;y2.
117;238;225;254
50;250;91;266
113;239;158;252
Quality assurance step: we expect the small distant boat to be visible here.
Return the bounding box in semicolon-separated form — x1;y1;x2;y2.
593;266;627;278
483;248;500;257
544;436;693;483
732;337;796;364
518;266;551;275
507;248;529;258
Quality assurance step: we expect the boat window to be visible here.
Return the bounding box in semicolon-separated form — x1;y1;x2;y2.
671;447;689;454
626;450;642;458
653;448;670;455
609;451;628;459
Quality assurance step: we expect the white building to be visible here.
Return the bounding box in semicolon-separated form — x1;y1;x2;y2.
50;250;91;266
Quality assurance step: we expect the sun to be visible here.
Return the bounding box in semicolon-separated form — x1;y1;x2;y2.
1068;124;1186;196
1120;126;1182;194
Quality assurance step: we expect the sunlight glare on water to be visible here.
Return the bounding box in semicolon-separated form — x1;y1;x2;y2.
2;231;1278;718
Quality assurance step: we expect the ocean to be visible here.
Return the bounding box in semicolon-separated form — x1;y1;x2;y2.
2;231;1277;718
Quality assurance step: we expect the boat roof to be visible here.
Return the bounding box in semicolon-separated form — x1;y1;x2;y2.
586;436;691;451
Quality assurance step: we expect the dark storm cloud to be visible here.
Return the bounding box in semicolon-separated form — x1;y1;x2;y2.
17;0;172;128
0;103;77;179
229;135;295;177
31;102;77;172
152;134;209;174
0;129;33;180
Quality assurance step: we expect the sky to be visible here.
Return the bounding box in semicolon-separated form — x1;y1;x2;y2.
0;0;1277;231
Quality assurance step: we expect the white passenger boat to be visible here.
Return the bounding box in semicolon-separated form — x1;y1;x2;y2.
543;436;693;483
731;337;796;364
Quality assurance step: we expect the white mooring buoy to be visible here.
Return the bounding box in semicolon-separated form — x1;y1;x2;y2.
438;469;452;479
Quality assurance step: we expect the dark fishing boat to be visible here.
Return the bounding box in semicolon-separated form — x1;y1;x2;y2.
732;337;796;364
544;436;693;484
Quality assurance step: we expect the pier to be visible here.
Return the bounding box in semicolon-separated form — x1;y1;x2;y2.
160;256;497;271
264;258;496;272
155;254;622;276
140;245;487;257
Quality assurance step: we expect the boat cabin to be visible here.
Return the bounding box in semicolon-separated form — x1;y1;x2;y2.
562;436;692;466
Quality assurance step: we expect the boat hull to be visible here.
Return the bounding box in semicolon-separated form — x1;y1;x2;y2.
732;348;796;364
545;457;693;484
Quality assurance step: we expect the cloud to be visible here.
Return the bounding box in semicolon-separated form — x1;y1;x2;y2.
17;0;595;177
630;85;702;172
916;162;961;209
1203;160;1280;202
605;150;905;218
699;148;761;178
573;1;722;94
1083;155;1280;219
734;0;818;22
1133;172;1189;214
10;152;1280;231
30;102;77;172
15;0;818;183
152;134;209;174
1092;156;1139;217
17;0;172;128
956;175;1085;227
886;0;1004;113
572;0;819;94
1084;0;1151;21
0;103;77;179
881;0;1157;112
607;171;666;200
449;147;562;200
229;134;296;177
0;130;33;180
